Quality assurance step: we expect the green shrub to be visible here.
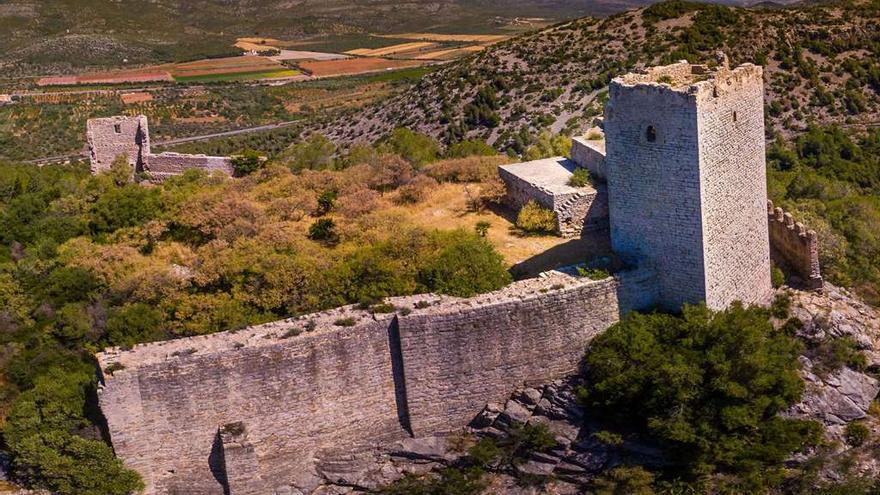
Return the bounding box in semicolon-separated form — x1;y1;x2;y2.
591;466;656;495
516;200;557;234
474;221;490;237
568;168;592;187
383;128;440;167
771;291;792;319
447;139;497;158
810;337;868;376
593;430;624;446
771;265;785;288
844;421;870;447
315;190;337;216
3;370;144;495
583;303;820;488
231;149;264;176
308;218;338;243
334;317;356;327
577;266;610;280
417;231;511;297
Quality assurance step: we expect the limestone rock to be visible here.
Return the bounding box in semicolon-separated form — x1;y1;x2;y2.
788;366;880;426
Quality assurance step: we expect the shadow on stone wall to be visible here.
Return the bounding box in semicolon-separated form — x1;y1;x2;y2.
511;230;612;278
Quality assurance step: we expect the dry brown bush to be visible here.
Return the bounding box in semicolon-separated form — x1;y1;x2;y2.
425;156;508;183
336;187;381;218
369;154;414;192
395;175;439;204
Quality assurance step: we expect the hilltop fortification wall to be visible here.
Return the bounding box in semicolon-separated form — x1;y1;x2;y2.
767;200;822;288
146;152;234;181
97;274;632;494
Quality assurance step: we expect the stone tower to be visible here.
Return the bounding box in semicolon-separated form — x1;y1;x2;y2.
86;115;150;174
604;58;772;310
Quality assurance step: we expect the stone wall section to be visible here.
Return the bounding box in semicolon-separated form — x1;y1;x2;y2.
571;137;607;181
498;160;608;237
86;115;150;174
695;64;773;308
767;200;822;288
397;277;620;436
97;309;409;494
146;152;234;181
96;274;630;494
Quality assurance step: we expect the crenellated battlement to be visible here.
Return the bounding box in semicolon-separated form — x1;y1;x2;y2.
767;200;822;288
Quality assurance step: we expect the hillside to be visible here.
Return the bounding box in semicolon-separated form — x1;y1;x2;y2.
319;0;880;149
0;0;658;77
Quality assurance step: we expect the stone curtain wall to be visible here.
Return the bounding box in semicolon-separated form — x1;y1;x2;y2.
146;152;234;182
86;115;150;174
97;275;627;494
97;312;408;494
397;277;620;435
767;200;823;288
605;68;706;310
695;64;773;309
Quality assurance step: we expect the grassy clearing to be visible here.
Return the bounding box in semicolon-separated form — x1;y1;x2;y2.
173;69;300;83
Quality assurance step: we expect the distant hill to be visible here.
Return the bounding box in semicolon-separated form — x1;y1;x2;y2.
318;0;880;150
0;0;658;77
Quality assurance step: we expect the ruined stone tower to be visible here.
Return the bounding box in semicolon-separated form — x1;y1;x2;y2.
86;115;150;174
604;58;772;310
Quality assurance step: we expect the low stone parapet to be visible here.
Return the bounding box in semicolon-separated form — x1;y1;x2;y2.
767;200;822;289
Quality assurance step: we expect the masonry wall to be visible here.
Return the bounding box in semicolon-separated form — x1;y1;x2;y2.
498;167;608;237
97;275;626;494
767;200;822;288
571;137;607;181
397;278;621;435
86;115;150;174
696;65;773;308
605;80;706;309
97;312;407;494
146;152;234;181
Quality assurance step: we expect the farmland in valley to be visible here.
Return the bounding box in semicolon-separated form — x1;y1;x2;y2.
299;58;426;77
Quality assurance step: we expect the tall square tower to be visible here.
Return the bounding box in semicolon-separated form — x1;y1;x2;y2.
86;115;150;174
604;59;772;310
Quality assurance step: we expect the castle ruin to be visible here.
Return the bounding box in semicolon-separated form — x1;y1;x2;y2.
87;115;234;181
95;60;823;494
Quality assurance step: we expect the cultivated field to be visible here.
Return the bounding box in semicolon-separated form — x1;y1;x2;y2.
272;50;350;61
376;33;510;43
169;56;284;77
38;70;173;86
299;58;426;77
345;42;437;57
414;45;486;60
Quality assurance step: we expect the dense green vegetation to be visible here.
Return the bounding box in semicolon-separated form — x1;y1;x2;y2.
0;137;512;491
767;125;880;303
580;302;821;492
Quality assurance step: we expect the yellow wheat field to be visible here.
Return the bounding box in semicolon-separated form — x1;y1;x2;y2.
377;33;509;43
345;42;437;57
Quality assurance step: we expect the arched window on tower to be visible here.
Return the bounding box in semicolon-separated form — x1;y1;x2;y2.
645;125;657;143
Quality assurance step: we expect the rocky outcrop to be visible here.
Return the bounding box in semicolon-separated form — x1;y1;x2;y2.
788;358;879;427
790;285;880;366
